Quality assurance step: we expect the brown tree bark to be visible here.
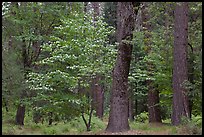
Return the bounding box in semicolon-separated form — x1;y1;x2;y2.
171;2;190;125
16;104;25;125
106;2;137;132
147;87;161;123
10;2;26;126
91;76;104;119
90;2;104;119
141;2;161;123
128;92;134;121
187;44;194;119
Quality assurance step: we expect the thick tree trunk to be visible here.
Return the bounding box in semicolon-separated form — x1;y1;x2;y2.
172;2;190;125
106;2;136;132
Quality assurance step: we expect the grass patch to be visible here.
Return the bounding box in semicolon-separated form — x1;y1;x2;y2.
2;113;106;135
129;121;179;135
3;108;200;135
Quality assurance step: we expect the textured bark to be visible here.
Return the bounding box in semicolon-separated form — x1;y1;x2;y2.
15;105;25;125
106;2;136;132
11;3;27;126
147;88;161;123
15;39;28;126
172;2;190;125
142;2;161;123
187;43;194;119
128;94;134;121
90;2;104;119
91;76;104;119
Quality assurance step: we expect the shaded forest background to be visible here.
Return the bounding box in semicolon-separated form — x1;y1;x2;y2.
2;2;202;135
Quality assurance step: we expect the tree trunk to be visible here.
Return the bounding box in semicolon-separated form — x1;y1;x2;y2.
81;108;94;131
128;82;134;121
15;104;25;125
141;2;161;123
188;43;194;119
48;112;53;125
91;76;104;119
135;97;138;118
90;2;104;119
147;88;162;123
95;78;104;119
172;2;190;125
106;2;136;132
84;2;88;13
128;94;134;121
92;2;100;19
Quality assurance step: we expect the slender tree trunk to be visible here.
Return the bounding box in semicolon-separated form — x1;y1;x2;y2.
106;2;137;132
90;2;104;119
48;112;53;125
14;3;28;126
147;88;161;123
172;2;190;125
95;77;104;118
128;93;134;121
187;43;195;120
3;97;9;112
15;104;25;125
141;2;161;123
91;76;104;119
84;2;88;13
81;108;94;131
135;97;138;118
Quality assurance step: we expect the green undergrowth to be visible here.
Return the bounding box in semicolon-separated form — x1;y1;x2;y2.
129;121;178;134
2;111;106;135
2;109;202;135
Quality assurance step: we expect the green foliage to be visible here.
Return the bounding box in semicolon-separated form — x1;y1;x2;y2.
130;2;201;121
191;115;202;128
2;46;25;107
25;5;117;121
180;116;202;135
2;112;106;135
130;120;177;133
135;112;149;123
2;2;202;134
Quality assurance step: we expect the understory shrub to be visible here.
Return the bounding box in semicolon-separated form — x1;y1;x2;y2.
135;112;149;123
180;116;202;135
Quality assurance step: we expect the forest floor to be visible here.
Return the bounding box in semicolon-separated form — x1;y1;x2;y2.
1;125;179;135
2;122;198;135
2;110;201;135
80;123;186;135
3;120;196;135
